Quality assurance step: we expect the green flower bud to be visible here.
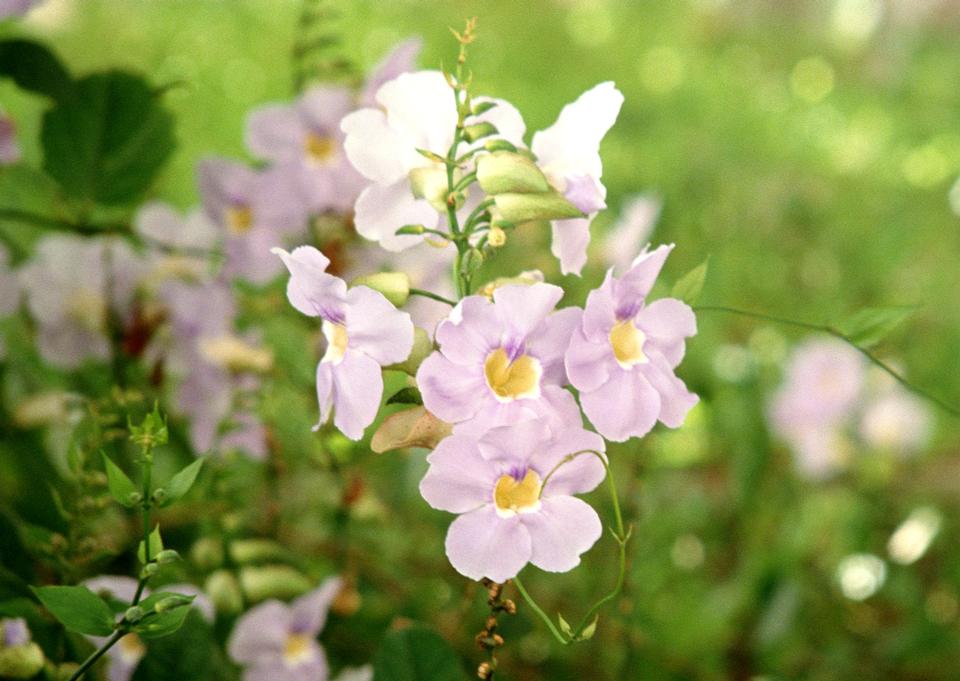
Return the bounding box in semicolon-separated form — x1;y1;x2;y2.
483;138;517;153
229;539;288;565
471;100;498;116
493;192;583;224
150;488;167;505
239;565;312;603
395;224;425;236
124;606;145;623
477;152;550;195
350;272;410;308
205;570;243;615
409;166;449;212
487;225;507;247
190;537;224;570
156;549;180;565
462;121;498;143
125;491;143;507
0;643;44;679
386;327;433;376
141;563;160;578
154;595;192;614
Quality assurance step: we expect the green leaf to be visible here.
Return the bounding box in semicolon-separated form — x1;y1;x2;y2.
386;387;423;406
158;459;204;508
41;70;175;206
133;592;194;639
130;610;217;681
671;257;710;304
102;452;139;507
839;306;916;349
372;625;467;681
30;585;115;636
137;525;164;564
578;615;599;640
0;39;74;101
557;612;573;638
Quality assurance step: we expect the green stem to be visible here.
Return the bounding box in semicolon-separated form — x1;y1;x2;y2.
452;170;477;193
512;576;569;646
409;288;457;306
462;197;495;233
133;445;154;605
67;629;124;681
695;305;960;419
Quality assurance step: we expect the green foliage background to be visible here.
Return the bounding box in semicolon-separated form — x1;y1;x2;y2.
1;1;959;680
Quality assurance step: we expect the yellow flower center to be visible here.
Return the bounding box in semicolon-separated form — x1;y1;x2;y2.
66;289;108;333
226;205;253;234
283;633;314;666
304;133;337;164
609;319;649;368
321;320;349;365
493;469;542;517
118;633;146;664
483;348;542;402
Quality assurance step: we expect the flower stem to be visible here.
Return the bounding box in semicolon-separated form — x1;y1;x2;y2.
409;288;457;306
132;443;154;605
67;629;124;681
694;305;960;419
512;576;569;646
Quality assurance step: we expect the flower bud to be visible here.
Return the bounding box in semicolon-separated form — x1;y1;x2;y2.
477;152;550;195
126;491;143;507
141;563;159;578
150;488;167;505
386;327;432;376
124;606;145;623
483;138;517;153
154;594;193;614
462;122;498;143
205;570;243;615
190;537;224;570
198;335;274;374
409;166;449;212
155;549;180;565
487;225;507;248
371;406;453;453
229;539;288;565
0;642;44;679
476;270;545;299
395;224;425;236
493;192;583;223
239;565;312;603
350;272;410;308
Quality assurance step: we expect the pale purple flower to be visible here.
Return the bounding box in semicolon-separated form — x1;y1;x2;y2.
83;576;214;681
420;419;605;582
228;577;342;681
416;282;582;437
341;70;525;250
530;82;624;275
768;338;866;478
565;244;698;441
0;0;44;20
245;87;364;215
603;194;661;273
359;39;422;108
274;245;414;439
0;112;21;165
1;618;29;647
18;235;142;368
135;201;218;253
198;159;308;284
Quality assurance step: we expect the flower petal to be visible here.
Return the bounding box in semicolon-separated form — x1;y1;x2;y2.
564;325;613;394
615;243;674;304
550;217;592;276
534;428;606;497
227;600;291;664
417;351;488;424
244;104;305;165
345;286;414;366
526;306;581;386
290;576;343;635
642;354;699;428
523;496;602;573
491;283;563;340
340;108;414;185
579;367;661;442
376;71;456;153
635;297;696;368
420;435;497;512
361;39;423;107
314;360;335;430
272;245;346;318
331;350;383;440
444;506;532;582
353;181;439;251
434;295;500;366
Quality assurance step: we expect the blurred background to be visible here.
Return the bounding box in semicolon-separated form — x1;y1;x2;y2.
2;1;960;680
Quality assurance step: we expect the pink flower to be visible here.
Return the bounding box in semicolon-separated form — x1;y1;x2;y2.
416;283;581;436
273;246;414;440
565;244;698;441
228;578;342;681
530;82;624;275
420;419;606;582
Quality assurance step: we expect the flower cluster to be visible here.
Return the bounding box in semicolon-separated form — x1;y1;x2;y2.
274;61;700;584
768;338;933;478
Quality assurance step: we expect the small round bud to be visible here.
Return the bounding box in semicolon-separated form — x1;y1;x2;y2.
154;595;191;614
141;563;160;578
477;661;493;679
151;488;167;505
126;491;143;506
491;633;504;647
501;599;517;615
156;549;180;565
487;226;506;247
124;606;145;623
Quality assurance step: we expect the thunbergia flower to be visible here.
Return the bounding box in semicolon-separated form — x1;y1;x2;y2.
83;576;213;681
529;82;624;275
565;244;698;441
228;577;342;681
602;194;661;273
274;245;414;439
198;159;308;284
768;338;866;478
18;235;141;369
420;419;606;582
0;111;21;164
416;282;581;436
359;38;423;107
341;70;525;250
